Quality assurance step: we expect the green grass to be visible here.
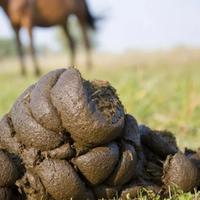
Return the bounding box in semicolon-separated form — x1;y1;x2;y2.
1;50;200;150
0;49;200;199
136;187;200;200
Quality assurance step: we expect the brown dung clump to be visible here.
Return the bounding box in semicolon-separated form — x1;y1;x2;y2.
0;67;199;200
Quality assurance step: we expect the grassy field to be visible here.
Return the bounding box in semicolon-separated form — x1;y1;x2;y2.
0;48;200;199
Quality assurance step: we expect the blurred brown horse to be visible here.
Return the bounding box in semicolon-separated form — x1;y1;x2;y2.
0;0;96;75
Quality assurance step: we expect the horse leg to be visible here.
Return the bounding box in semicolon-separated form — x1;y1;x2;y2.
78;20;92;70
14;27;26;76
61;24;76;67
27;26;41;76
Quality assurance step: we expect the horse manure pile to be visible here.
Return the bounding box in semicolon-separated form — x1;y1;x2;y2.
0;67;199;200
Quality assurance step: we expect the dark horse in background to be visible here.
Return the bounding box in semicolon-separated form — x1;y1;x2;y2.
0;0;96;76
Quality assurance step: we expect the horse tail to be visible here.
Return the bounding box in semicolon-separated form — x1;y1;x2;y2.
83;0;96;30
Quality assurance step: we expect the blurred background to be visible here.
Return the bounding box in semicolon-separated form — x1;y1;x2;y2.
0;0;200;149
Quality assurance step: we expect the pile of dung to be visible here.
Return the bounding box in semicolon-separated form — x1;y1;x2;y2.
0;67;199;200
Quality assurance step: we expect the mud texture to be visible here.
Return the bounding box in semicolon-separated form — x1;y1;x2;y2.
0;67;199;200
0;188;12;200
162;152;199;192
